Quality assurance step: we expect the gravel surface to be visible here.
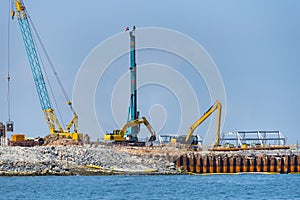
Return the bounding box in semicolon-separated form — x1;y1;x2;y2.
0;144;181;176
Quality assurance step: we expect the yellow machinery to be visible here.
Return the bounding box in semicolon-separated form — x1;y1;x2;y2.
11;134;25;142
186;100;222;147
104;117;156;143
104;130;124;142
11;1;82;140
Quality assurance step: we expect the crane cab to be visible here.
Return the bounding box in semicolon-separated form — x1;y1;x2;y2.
6;121;14;132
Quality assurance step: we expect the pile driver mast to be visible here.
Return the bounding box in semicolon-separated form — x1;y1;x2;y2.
104;26;157;144
127;26;139;141
11;0;81;140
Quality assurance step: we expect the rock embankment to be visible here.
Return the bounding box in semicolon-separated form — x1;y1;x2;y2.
0;144;181;176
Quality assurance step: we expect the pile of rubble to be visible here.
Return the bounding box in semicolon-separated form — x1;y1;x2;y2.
0;143;181;176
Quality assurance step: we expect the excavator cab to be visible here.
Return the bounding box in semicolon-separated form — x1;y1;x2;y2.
104;130;125;141
191;135;199;145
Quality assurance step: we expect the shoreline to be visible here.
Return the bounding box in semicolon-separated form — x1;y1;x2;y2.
0;144;182;176
1;144;299;176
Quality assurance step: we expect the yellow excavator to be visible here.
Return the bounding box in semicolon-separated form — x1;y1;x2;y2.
185;100;222;147
104;117;156;145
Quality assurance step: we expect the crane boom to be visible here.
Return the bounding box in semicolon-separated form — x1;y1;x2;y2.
14;0;63;133
13;0;80;138
186;100;222;146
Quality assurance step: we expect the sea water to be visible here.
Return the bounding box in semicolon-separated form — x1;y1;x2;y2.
0;174;299;200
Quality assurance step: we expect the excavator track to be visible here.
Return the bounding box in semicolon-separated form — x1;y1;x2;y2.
112;141;146;147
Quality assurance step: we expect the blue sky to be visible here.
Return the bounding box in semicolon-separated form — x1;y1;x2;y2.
0;0;299;144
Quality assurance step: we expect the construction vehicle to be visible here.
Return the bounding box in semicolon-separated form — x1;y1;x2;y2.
104;117;156;145
11;0;82;140
171;135;201;145
186;100;222;147
104;26;155;144
170;134;201;150
104;130;124;142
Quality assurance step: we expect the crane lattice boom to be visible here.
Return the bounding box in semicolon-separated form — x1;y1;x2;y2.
13;0;80;138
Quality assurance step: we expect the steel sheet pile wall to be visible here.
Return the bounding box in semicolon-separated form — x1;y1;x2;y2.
175;153;300;174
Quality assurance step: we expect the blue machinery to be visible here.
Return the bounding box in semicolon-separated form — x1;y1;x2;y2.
12;0;81;140
126;26;140;141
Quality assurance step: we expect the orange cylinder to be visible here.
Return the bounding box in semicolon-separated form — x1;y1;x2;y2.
202;155;208;173
229;157;235;173
290;156;296;173
236;157;241;173
195;154;201;173
262;156;269;172
256;156;262;172
270;157;275;173
209;156;215;173
223;156;228;173
189;155;195;173
283;155;290;174
249;158;254;172
182;155;188;171
242;157;248;172
216;156;222;173
276;157;282;173
297;156;300;172
176;156;182;169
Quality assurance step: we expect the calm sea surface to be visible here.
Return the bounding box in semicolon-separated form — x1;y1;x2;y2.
0;174;299;200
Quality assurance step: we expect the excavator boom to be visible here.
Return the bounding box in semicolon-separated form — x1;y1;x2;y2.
104;116;156;143
186;100;222;146
120;117;156;142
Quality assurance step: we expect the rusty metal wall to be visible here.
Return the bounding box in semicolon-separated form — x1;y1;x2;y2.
175;153;300;174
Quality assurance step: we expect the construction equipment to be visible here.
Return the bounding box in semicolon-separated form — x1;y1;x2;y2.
7;1;14;132
11;0;82;140
10;133;44;147
169;134;201;150
186;100;222;147
11;134;25;142
106;26;155;144
104;116;156;144
104;27;156;145
104;130;124;142
0;123;7;146
171;135;200;145
126;26;140;141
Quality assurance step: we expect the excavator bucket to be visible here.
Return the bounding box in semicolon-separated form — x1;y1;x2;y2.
148;135;156;142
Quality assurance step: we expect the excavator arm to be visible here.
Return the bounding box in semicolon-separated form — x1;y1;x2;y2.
186;100;222;146
119;117;156;142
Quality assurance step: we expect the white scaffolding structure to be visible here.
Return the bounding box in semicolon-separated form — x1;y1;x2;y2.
220;130;286;147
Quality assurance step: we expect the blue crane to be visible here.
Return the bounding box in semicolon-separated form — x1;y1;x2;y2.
12;0;81;140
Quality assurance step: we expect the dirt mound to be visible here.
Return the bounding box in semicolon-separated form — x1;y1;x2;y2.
43;134;82;146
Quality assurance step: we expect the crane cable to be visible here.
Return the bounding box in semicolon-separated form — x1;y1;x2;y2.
7;0;12;122
27;16;76;115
